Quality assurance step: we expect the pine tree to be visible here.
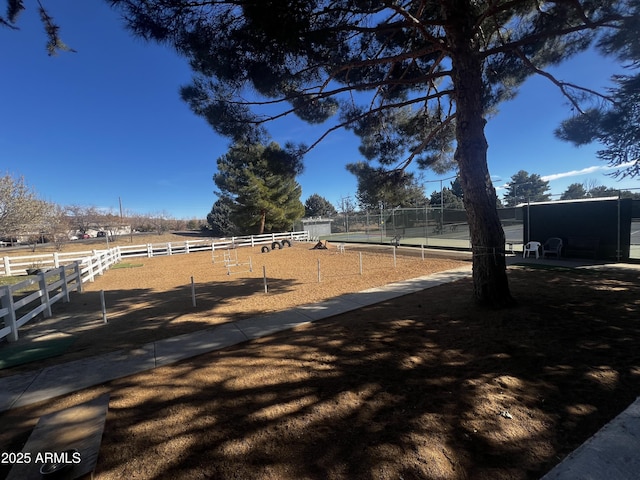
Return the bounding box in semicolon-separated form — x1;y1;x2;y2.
560;183;588;201
304;194;337;218
556;4;640;178
347;162;427;210
110;0;638;306
207;197;238;237
214;141;305;234
504;171;551;207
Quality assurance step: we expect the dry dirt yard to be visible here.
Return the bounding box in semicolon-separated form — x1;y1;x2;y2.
1;242;640;480
1;242;467;376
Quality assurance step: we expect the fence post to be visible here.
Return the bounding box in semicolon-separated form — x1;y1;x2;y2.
263;266;268;293
1;286;18;341
100;290;107;323
147;244;153;258
96;252;103;276
3;256;11;276
61;264;70;302
53;252;60;268
74;261;83;293
38;272;53;318
86;256;95;282
168;242;173;255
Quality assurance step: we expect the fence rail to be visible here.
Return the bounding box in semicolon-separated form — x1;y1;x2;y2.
1;231;309;277
0;231;309;342
0;262;83;342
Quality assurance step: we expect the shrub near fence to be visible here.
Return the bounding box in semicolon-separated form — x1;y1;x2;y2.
0;231;309;342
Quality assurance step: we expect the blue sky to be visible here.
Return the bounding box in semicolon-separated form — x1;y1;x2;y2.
2;1;638;219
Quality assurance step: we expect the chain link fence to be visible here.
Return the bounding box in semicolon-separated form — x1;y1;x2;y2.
298;198;640;260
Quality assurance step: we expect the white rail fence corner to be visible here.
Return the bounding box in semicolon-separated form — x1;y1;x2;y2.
0;262;83;342
0;231;309;342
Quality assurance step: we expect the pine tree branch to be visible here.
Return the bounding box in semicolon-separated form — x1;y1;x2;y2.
393;112;457;172
514;48;615;113
37;0;76;55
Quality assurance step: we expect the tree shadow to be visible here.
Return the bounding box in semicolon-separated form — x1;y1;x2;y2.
2;267;639;479
0;276;299;375
11;267;637;478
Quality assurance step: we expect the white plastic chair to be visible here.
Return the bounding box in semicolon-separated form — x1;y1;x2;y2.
523;241;541;259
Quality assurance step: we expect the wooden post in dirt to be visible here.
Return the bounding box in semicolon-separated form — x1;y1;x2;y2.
393;246;397;268
263;266;268;293
359;252;363;275
100;290;107;324
317;259;321;283
191;276;196;307
421;244;425;261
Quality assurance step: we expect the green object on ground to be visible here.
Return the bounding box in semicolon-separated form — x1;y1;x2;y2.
0;336;76;370
111;262;144;269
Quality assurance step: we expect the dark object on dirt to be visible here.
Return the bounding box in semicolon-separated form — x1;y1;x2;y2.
281;239;292;247
26;268;49;275
261;245;270;253
311;240;328;250
272;241;282;250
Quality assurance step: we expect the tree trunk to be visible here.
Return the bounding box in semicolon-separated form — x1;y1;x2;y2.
445;5;515;307
258;210;266;235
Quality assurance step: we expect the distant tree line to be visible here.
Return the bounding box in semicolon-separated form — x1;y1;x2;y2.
0;174;206;249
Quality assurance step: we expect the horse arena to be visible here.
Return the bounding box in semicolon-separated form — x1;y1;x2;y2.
7;242;468;374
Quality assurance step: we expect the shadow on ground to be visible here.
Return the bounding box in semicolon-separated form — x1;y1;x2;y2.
0;277;299;376
2;266;639;479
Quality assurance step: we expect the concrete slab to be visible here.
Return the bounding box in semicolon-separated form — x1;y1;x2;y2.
336;290;404;307
293;296;367;322
295;267;473;320
235;309;315;340
0;371;39;411
541;396;640;479
11;345;155;409
154;323;248;366
360;268;472;294
6;393;110;480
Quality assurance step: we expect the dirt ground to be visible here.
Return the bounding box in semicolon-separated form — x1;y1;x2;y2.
1;242;467;376
1;242;640;480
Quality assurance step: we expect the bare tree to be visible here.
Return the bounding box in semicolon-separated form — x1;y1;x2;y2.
46;203;72;250
67;205;100;236
0;174;45;244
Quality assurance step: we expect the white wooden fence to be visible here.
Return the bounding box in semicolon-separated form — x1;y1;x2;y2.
0;262;83;342
0;231;309;342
